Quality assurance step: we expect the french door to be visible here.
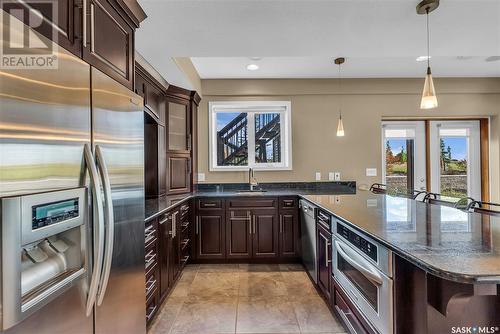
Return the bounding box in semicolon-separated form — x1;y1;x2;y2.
429;121;481;200
382;120;482;200
382;122;426;191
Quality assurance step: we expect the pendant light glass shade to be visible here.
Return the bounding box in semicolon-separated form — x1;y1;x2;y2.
421;67;438;109
417;1;439;110
336;115;345;137
334;57;346;136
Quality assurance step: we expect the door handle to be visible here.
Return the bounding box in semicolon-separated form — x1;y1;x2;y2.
90;3;95;53
279;214;283;234
83;144;105;317
335;239;383;286
171;212;177;239
95;145;114;306
82;0;87;47
195;216;199;235
252;215;256;234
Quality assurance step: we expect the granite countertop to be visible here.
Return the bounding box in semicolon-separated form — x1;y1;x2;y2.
144;181;356;221
302;192;500;284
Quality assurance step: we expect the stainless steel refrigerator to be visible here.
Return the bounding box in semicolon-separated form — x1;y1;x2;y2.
0;14;146;334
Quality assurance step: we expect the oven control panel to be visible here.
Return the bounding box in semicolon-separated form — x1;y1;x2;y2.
337;223;378;262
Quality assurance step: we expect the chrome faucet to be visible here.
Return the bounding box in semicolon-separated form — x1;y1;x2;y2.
249;168;258;191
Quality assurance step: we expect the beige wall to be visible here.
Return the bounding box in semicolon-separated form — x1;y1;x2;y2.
197;78;500;202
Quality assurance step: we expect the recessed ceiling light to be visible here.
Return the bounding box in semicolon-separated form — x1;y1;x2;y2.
246;64;259;71
416;55;431;62
250;57;261;61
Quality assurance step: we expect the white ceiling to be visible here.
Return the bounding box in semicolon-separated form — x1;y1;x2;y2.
136;0;500;83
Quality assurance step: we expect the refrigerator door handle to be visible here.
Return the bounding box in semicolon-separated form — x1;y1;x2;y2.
95;145;114;306
83;144;105;317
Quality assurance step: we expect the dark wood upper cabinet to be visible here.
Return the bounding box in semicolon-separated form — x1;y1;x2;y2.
317;223;332;300
195;210;226;260
83;0;134;89
4;0;81;57
252;208;279;258
166;154;191;195
166;97;191;153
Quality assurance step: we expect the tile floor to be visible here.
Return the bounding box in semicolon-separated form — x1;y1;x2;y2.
149;263;346;334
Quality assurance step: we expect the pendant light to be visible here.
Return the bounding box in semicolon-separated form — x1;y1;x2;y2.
417;0;439;109
335;57;345;137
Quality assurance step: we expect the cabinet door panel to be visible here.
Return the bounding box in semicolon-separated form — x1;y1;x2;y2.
167;100;189;152
84;0;133;89
3;0;81;56
168;210;181;285
196;213;225;259
317;225;332;300
280;211;299;258
252;209;278;258
166;154;190;194
158;215;170;300
226;210;252;259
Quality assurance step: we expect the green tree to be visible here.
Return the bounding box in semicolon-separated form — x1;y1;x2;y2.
386;141;394;163
440;138;447;172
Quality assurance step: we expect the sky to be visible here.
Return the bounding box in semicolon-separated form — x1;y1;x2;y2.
216;112;243;131
441;137;467;160
386;137;467;160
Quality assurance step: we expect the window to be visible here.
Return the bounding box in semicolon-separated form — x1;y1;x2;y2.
209;101;292;171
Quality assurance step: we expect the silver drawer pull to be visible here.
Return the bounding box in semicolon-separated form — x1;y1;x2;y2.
145;276;157;296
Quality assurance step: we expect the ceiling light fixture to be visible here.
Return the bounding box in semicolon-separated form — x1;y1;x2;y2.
246;64;259;71
417;0;439;110
334;57;345;137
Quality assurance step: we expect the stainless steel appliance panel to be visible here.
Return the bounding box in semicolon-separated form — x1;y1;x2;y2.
2;189;92;334
91;68;146;334
0;19;91;197
333;220;393;334
300;200;317;283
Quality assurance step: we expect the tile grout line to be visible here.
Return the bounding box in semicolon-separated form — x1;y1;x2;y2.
167;267;199;334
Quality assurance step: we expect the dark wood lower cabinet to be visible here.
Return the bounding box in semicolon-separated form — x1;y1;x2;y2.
147;201;192;326
226;210;252;259
195;210;226;259
252;209;279;258
279;209;299;258
317;223;332;300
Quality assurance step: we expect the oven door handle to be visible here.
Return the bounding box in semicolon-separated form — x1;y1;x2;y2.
335;239;383;286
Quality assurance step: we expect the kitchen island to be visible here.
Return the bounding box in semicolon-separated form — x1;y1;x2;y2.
302;192;500;334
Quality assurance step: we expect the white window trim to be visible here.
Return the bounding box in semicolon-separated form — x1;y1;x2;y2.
381;121;426;191
209;101;292;171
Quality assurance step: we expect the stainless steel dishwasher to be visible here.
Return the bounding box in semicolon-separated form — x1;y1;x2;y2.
300;199;317;283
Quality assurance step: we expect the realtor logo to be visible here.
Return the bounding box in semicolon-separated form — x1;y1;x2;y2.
1;0;58;69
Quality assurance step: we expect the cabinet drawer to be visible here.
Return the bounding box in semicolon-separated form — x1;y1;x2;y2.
145;268;159;300
279;197;297;209
228;198;277;209
198;199;223;210
146;290;159;324
334;287;369;334
317;210;331;229
145;220;158;248
145;248;158;275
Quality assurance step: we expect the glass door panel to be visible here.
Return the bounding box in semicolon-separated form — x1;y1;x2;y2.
429;121;480;200
168;102;188;151
382;122;426;192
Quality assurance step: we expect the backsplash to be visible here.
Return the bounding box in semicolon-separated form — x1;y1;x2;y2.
195;181;356;193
